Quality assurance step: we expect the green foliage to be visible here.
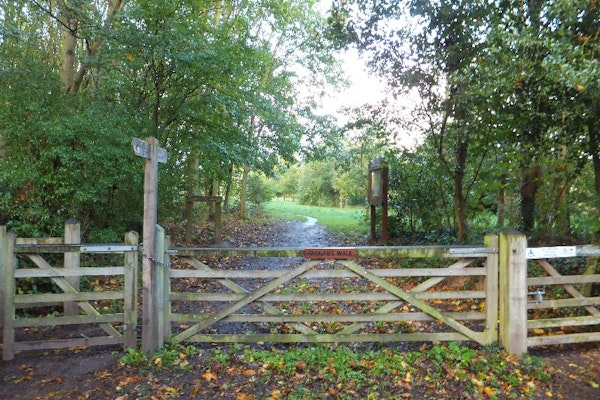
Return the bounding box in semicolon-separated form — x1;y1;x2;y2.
118;347;149;368
0;0;339;238
321;0;600;243
387;148;452;235
119;343;199;371
235;344;552;399
296;160;338;207
246;172;275;207
0;59;141;238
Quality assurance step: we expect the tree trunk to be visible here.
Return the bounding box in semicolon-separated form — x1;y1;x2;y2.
496;173;507;229
453;139;468;243
582;120;600;296
59;0;125;94
224;164;233;210
59;8;78;92
520;165;542;233
211;177;219;217
590;120;600;217
239;164;250;219
554;145;570;236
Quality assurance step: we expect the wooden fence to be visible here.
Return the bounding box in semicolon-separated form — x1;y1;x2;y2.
1;222;138;361
2;225;600;360
500;230;600;356
157;235;500;347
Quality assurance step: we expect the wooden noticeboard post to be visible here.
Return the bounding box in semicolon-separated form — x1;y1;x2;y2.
132;137;167;354
368;156;388;244
184;196;223;244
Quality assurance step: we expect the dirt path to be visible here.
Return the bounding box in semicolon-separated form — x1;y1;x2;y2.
271;217;330;247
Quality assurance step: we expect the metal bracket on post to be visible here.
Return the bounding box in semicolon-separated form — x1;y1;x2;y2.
527;288;545;303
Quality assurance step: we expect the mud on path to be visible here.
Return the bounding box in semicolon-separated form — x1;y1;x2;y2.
1;217;599;399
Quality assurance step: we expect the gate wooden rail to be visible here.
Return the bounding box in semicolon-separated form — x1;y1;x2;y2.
160;235;499;347
1;223;138;360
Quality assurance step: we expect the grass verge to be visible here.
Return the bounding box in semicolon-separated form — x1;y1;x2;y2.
264;199;369;234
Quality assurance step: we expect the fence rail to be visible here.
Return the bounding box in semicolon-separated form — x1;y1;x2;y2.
1;223;138;360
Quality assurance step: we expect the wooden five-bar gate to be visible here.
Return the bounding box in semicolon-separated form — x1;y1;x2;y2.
2;224;600;361
163;236;499;348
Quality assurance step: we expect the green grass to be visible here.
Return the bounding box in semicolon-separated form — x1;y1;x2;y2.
264;199;369;234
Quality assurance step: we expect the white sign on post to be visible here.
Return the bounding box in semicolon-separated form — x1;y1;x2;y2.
132;137;167;354
525;246;577;259
132;137;168;163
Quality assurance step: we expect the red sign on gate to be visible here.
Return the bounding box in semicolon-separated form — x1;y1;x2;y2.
304;248;356;260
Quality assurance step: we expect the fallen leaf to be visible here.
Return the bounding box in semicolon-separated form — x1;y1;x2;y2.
295;361;307;371
202;369;217;382
270;389;281;400
588;380;599;389
96;371;112;379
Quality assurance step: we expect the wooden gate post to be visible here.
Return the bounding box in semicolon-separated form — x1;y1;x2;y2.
163;234;172;341
484;234;499;344
64;219;81;316
368;157;388;245
0;225;6;330
132;137;168;355
155;225;167;348
499;229;528;357
2;229;16;360
123;231;139;349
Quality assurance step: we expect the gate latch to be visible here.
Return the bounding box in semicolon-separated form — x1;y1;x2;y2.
528;288;545;303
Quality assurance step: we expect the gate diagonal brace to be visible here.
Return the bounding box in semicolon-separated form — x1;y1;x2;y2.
24;254;121;337
536;259;600;316
342;260;485;344
181;257;317;335
338;258;476;335
172;260;320;344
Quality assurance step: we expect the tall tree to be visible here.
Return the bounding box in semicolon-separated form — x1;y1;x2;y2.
327;0;494;242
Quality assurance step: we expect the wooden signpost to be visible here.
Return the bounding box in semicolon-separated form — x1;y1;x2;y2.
368;156;389;244
132;137;167;354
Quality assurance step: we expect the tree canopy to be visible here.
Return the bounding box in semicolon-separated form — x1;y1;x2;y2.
323;0;600;243
0;0;339;239
3;0;600;244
